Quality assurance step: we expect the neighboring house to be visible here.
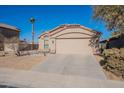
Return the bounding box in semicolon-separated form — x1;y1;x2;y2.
99;32;124;50
0;23;20;53
39;24;101;55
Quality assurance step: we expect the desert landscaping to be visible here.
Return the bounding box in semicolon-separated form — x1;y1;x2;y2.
95;55;124;81
0;5;124;88
0;55;46;70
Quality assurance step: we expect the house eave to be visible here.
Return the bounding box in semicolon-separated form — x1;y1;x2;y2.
38;24;101;38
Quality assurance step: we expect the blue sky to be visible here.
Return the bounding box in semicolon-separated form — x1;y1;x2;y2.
0;5;110;42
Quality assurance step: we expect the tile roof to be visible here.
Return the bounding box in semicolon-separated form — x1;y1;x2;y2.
39;24;101;38
0;23;19;31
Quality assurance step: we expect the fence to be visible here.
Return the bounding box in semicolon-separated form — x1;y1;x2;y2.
19;43;39;51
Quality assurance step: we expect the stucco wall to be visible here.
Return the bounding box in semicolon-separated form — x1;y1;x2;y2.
49;38;56;53
55;32;92;38
38;38;43;50
51;28;94;38
4;43;18;53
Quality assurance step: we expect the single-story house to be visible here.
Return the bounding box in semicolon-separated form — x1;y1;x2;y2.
0;23;20;53
38;24;101;55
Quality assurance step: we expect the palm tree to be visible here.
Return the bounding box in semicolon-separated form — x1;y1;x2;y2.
29;17;35;50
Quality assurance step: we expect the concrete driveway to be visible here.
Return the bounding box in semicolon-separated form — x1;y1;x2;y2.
1;54;124;87
32;54;106;80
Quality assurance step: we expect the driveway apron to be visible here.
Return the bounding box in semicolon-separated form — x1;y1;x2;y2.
32;54;106;80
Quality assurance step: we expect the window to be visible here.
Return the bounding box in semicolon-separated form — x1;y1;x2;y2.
44;39;49;49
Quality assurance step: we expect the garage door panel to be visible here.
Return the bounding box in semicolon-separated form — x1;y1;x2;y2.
56;39;92;54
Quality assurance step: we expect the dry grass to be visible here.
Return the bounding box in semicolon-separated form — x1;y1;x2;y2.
0;55;46;70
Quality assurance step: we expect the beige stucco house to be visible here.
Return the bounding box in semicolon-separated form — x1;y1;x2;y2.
38;24;101;55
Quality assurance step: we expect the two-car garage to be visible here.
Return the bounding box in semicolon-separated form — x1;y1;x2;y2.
56;39;92;55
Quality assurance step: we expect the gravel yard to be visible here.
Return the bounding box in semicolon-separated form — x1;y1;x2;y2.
0;55;46;70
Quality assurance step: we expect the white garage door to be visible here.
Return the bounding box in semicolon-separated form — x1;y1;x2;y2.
56;39;92;55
